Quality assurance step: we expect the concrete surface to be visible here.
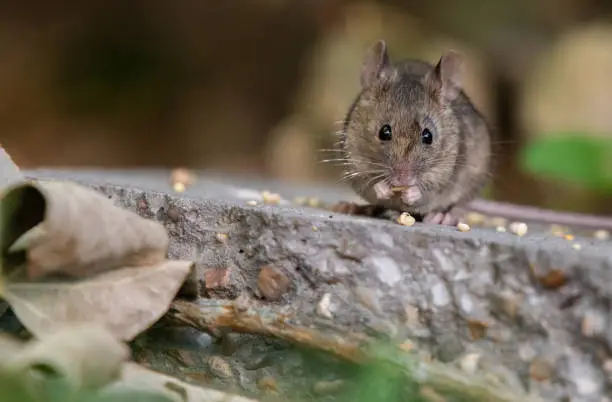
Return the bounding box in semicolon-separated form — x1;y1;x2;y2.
15;167;612;401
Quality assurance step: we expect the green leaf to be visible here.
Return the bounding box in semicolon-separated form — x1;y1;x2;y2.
518;133;612;193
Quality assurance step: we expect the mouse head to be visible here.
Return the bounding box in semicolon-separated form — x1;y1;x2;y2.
343;40;466;198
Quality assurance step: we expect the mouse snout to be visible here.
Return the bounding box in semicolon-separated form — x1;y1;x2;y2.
389;162;417;187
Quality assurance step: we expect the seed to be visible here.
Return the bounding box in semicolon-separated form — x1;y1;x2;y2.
572;243;582;250
563;234;574;241
550;224;567;237
457;222;471;232
391;186;407;192
246;200;258;206
495;226;507;232
594;229;610;240
307;197;321;208
216;233;229;243
397;212;416;226
172;182;186;193
262;190;281;205
509;222;528;236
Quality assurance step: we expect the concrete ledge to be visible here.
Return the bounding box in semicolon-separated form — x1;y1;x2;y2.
19;168;612;401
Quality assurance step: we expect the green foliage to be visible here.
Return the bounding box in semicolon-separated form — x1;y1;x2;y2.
518;132;612;193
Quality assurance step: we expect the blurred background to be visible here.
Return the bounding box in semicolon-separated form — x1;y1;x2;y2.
2;0;612;214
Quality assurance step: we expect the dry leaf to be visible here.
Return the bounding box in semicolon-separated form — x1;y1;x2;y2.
0;332;24;358
108;362;258;402
4;324;129;391
0;181;169;281
4;261;193;341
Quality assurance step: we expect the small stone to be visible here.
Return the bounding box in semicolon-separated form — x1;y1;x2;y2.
397;212;416;226
353;286;382;314
581;311;606;337
403;304;420;327
246;200;258;206
430;282;451;306
208;356;233;379
367;319;398;337
398;339;414;352
529;356;553;382
257;265;291;301
262;190;281;205
166;206;181;222
419;386;446;402
594;229;610;240
369;256;402;287
467;319;489;340
215;233;229;243
313;380;345;395
459;353;482;374
537;269;568;289
509;222;528;236
257;376;278;393
498;292;520;319
457;222;471;232
316;293;333;319
204;268;232;289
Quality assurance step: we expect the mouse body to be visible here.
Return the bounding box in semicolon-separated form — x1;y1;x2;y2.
337;40;492;225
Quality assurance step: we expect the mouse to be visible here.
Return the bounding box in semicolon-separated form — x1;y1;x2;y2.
330;39;491;225
328;39;612;232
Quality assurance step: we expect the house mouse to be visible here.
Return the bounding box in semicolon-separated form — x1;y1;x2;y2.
331;39;491;225
330;39;612;231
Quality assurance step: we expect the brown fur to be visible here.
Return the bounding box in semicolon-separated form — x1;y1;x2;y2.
338;40;492;223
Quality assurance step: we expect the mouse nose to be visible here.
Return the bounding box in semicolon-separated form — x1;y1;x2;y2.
390;162;416;187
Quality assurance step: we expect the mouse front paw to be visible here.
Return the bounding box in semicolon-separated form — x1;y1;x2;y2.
423;210;459;226
373;181;393;200
401;187;422;205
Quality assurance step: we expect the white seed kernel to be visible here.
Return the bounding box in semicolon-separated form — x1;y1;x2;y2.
457;222;471;232
509;222;528;236
594;229;610;240
397;212;416;226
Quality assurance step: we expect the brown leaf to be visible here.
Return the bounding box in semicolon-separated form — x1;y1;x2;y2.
4;261;193;341
4;324;129;392
108;362;259;402
1;181;169;281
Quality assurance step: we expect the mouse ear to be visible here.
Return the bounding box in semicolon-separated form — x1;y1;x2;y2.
360;40;391;88
427;50;464;102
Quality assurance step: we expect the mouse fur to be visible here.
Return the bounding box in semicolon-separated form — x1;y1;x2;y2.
335;40;492;225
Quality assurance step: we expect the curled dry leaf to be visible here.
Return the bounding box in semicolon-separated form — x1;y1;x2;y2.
3;324;129;392
3;261;193;341
0;181;169;281
107;362;259;402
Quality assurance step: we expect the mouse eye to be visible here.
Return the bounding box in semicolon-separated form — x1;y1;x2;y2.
378;124;392;141
421;128;433;145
